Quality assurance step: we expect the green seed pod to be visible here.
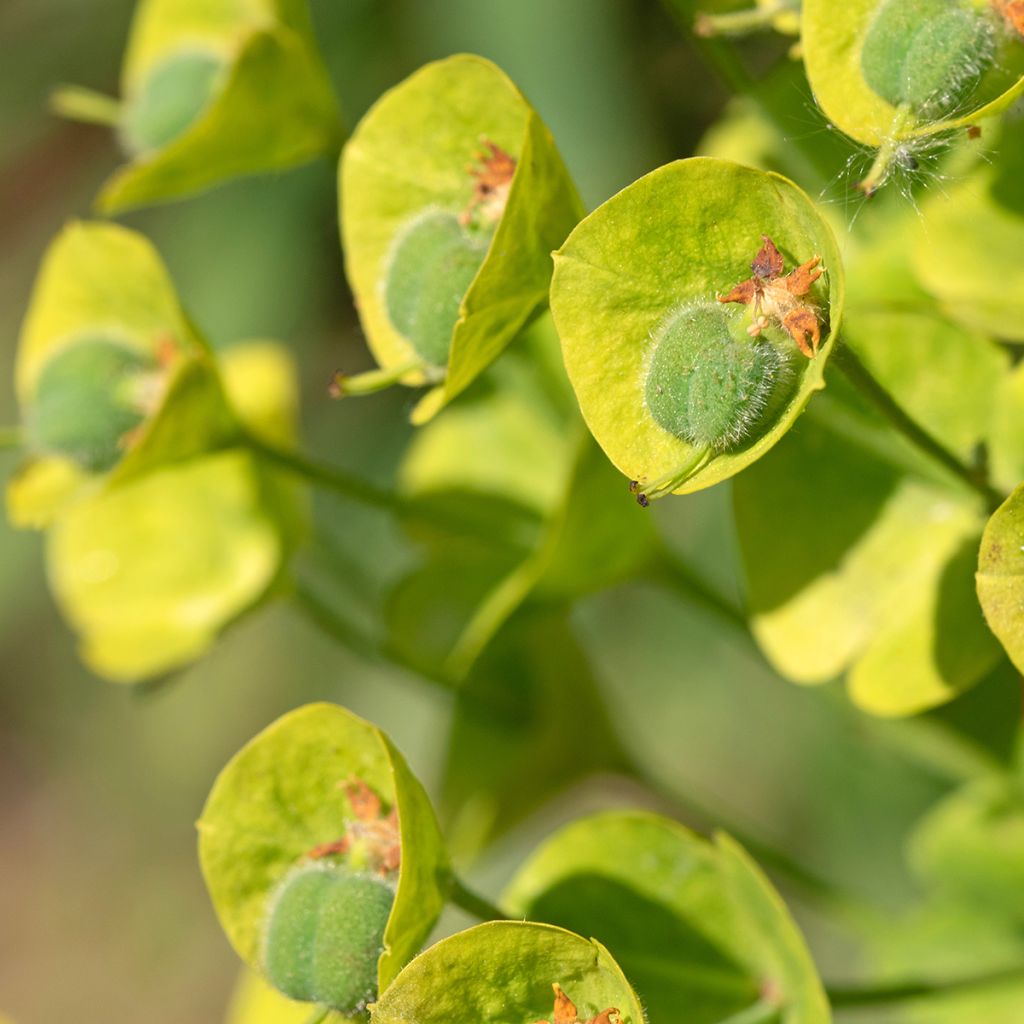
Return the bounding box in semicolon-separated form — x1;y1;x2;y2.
121;50;225;154
263;865;395;1013
384;211;490;369
860;0;995;116
27;337;156;472
645;302;789;453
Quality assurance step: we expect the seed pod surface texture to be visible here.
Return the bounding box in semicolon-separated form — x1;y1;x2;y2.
645;302;788;452
384;211;490;368
860;0;995;116
122;50;225;154
28;337;155;472
263;866;395;1013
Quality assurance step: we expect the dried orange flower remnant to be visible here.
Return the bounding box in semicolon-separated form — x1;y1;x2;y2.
533;983;620;1024
306;777;401;876
460;139;517;227
717;236;824;358
995;0;1024;37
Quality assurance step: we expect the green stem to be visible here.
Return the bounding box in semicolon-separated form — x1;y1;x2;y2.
448;875;508;922
832;344;1005;510
243;433;397;511
50;84;122;126
713;1000;781;1024
330;359;430;398
826;965;1024;1008
694;2;798;38
855;104;915;197
0;426;22;450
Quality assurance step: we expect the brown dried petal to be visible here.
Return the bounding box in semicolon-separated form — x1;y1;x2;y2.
751;236;784;280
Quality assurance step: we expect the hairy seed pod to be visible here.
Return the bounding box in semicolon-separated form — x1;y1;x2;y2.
121;51;225;154
263;865;395;1013
860;0;995;117
384;211;490;368
645;302;788;452
28;337;156;472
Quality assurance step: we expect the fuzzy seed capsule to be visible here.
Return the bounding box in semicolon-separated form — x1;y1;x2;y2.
27;337;157;472
384;211;490;369
121;51;225;154
860;0;995;117
262;865;395;1013
645;302;789;452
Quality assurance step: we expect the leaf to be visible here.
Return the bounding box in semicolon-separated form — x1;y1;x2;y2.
802;0;1024;149
550;157;844;498
977;484;1024;674
910;773;1024;926
911;123;1024;344
96;0;339;211
735;308;1004;716
503;812;830;1024
225;967;349;1024
370;922;644;1024
339;54;583;422
45;447;287;682
198;704;449;995
8;221;236;528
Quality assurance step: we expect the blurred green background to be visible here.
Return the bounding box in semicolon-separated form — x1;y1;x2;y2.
1;2;1020;1022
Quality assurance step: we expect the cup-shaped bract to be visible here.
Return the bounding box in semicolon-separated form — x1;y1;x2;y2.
7;221;237;530
504;812;831;1024
83;0;340;212
803;0;1024;152
339;54;583;424
199;704;450;1012
550;157;843;500
370;922;644;1024
41;340;304;682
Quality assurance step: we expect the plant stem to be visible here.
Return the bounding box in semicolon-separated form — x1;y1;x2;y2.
303;1006;331;1024
832;344;1005;510
713;1000;781;1024
448;875;508;922
826;965;1024;1008
0;426;22;450
50;84;122;126
330;359;429;398
694;2;798;38
855;104;915;197
244;433;397;510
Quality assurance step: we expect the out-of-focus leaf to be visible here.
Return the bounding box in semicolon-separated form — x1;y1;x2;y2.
93;0;340;211
504;812;830;1024
225;968;341;1024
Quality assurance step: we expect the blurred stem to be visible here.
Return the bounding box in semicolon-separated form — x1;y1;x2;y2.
832;344;1006;510
826;965;1024;1008
244;433;397;511
448;875;507;921
0;426;22;450
50;84;121;126
694;2;797;39
713;1000;781;1024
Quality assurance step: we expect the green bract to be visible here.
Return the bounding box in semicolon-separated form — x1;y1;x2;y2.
59;0;340;212
504;811;830;1024
370;922;644;1024
198;704;449;1003
264;866;395;1012
339;54;583;423
550;157;843;499
735;309;1003;716
225;968;314;1024
803;0;1024;151
8;221;235;530
978;485;1024;675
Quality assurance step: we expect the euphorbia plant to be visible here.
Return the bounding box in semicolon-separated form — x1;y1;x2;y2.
6;0;1024;1022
